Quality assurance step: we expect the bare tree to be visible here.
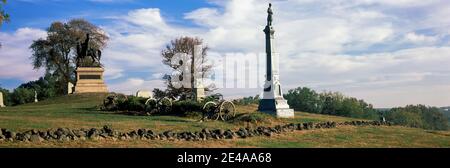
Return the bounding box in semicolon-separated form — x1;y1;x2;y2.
161;37;215;100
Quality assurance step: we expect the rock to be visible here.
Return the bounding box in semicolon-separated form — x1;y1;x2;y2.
236;129;246;138
88;133;99;140
31;129;39;135
287;123;295;130
163;130;174;138
199;132;206;140
159;134;166;140
201;128;211;139
24;133;32;140
275;125;282;132
15;133;27;141
3;130;15;139
58;135;69;141
72;130;85;138
138;129;147;136
218;129;225;136
296;123;303;130
224;130;235;139
30;134;44;142
262;130;272;137
88;128;99;137
56;128;65;137
38;131;47;138
103;125;113;134
118;135;128;140
47;129;57;139
212;134;220;140
193;132;200;141
99;133;109;138
147;130;154;135
308;122;314;129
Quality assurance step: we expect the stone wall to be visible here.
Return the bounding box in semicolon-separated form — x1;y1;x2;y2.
0;121;393;143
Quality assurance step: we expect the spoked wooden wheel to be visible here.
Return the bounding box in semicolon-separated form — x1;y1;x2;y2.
158;97;172;114
202;101;219;120
145;98;158;114
219;100;236;121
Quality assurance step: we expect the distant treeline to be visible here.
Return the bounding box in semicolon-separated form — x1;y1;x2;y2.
0;73;60;106
385;105;448;130
283;87;448;130
284;87;378;119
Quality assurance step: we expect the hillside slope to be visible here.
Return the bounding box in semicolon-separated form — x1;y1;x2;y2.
0;94;449;147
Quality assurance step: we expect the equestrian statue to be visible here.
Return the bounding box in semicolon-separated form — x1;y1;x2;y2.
76;33;102;67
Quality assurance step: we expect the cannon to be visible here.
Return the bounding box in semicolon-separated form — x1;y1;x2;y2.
202;93;236;121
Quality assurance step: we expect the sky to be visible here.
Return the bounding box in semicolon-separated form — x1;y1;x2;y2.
1;0;450;108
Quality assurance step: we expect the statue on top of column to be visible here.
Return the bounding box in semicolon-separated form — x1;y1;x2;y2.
267;3;273;26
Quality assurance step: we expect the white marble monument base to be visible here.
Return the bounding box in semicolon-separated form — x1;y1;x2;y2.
259;98;295;118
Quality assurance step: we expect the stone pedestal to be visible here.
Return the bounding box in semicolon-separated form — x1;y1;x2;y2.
193;87;205;102
68;82;74;94
0;92;5;107
74;67;108;93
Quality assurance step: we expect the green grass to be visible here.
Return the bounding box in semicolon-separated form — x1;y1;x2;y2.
0;94;449;148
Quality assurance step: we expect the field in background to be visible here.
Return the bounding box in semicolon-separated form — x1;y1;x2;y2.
0;94;449;147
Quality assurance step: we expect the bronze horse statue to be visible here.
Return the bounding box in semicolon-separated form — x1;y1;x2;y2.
76;33;102;67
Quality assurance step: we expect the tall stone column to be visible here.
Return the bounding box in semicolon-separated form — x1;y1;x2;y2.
258;3;294;118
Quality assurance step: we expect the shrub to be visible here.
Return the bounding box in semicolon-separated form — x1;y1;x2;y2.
116;96;147;112
10;87;35;105
172;100;203;115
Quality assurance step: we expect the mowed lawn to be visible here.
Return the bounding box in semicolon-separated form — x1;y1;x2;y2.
0;94;449;148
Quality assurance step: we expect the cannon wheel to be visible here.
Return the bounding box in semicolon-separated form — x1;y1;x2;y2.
219;100;236;121
158;97;172;114
202;101;219;120
144;98;158;114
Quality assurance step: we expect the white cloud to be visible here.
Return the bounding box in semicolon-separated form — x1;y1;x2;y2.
2;0;450;108
0;28;46;81
98;0;450;107
108;78;165;95
404;32;438;44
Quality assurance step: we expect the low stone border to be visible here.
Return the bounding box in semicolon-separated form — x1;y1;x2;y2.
0;121;393;143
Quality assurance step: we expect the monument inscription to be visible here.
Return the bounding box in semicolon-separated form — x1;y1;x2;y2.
79;75;102;80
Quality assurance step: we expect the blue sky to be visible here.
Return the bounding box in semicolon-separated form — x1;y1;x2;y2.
1;0;450;108
3;0;214;32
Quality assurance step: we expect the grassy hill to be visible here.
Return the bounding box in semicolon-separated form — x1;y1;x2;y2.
0;94;449;148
